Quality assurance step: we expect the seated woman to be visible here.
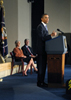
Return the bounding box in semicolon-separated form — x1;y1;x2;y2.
13;40;38;76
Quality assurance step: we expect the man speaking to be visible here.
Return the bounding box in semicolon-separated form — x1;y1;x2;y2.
36;14;57;87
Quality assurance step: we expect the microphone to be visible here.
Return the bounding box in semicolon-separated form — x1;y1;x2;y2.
57;29;64;34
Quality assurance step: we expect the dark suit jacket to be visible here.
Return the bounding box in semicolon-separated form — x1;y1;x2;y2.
21;45;36;57
36;23;51;55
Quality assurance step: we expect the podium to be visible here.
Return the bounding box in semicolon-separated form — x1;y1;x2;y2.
45;36;67;87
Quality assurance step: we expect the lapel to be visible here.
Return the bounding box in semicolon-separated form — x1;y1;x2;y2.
40;23;48;32
25;45;31;54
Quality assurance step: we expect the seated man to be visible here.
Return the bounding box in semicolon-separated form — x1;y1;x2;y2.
13;40;38;76
21;39;37;61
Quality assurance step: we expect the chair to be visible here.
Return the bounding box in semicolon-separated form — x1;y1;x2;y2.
10;51;32;76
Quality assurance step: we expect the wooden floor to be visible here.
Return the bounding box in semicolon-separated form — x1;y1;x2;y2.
0;62;37;78
0;62;23;78
0;62;11;72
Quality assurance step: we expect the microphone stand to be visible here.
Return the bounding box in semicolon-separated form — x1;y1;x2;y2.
57;29;65;36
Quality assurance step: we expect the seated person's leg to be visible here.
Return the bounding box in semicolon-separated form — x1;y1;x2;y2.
24;58;38;75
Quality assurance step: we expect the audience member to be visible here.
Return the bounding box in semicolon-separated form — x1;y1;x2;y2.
21;39;37;61
13;40;38;76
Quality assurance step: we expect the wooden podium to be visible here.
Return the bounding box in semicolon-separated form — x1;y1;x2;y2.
45;36;67;87
47;54;65;87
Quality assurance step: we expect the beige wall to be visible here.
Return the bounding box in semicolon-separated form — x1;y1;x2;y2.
3;0;71;54
18;0;31;47
4;0;18;52
3;0;31;53
44;0;70;34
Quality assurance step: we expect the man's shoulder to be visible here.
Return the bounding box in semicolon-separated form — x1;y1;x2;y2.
28;46;32;49
37;23;43;27
37;23;44;30
21;45;26;49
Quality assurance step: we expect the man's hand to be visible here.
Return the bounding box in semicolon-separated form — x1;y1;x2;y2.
51;31;57;37
24;56;27;58
31;55;36;58
66;51;68;54
22;55;27;58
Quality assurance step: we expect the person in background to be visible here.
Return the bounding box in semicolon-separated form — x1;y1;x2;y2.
21;39;37;61
13;40;38;76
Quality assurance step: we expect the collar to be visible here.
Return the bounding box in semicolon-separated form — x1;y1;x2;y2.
26;45;28;48
41;22;47;27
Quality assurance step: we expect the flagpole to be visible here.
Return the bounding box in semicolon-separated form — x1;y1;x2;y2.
0;0;5;63
0;0;9;63
0;0;4;82
0;0;5;17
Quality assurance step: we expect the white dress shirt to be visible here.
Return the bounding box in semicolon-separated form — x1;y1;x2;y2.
42;21;46;27
26;45;33;56
41;22;48;31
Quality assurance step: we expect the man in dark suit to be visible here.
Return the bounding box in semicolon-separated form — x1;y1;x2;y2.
21;39;37;61
36;14;57;87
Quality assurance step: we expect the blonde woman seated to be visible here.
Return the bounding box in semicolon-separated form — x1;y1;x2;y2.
13;40;38;76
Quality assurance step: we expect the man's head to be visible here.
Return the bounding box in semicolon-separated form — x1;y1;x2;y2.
41;14;49;24
24;39;29;46
15;40;20;47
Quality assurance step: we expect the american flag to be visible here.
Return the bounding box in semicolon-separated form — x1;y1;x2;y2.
0;4;8;62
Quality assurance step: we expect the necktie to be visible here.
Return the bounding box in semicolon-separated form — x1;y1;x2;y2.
45;25;48;31
27;47;33;56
